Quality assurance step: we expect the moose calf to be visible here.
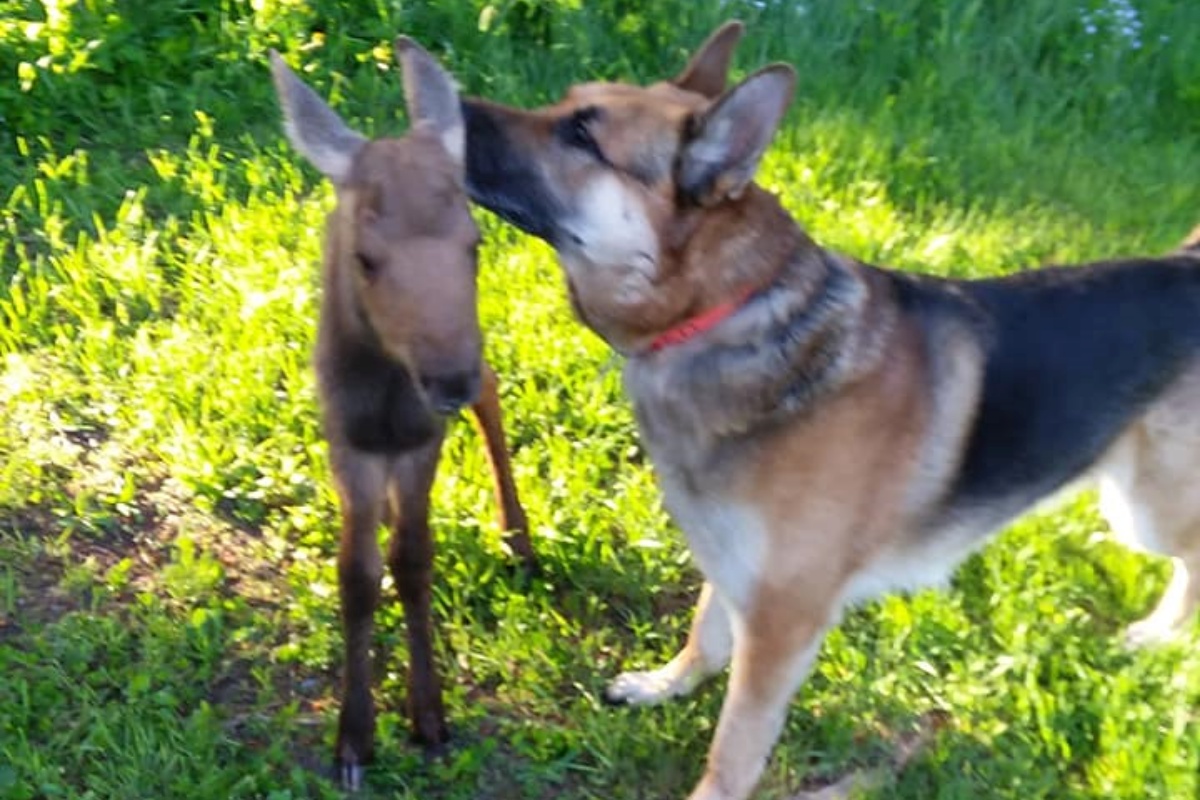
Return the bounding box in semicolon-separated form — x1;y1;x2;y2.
270;40;535;789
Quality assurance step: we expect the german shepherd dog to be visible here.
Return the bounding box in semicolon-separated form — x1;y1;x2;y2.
460;21;1200;800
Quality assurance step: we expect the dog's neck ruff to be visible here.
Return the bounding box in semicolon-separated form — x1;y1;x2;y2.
646;287;756;353
624;250;876;444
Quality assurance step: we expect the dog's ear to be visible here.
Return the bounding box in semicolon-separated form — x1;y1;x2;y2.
672;20;744;99
677;64;795;206
395;36;464;167
270;50;367;184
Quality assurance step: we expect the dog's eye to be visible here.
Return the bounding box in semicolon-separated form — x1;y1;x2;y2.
568;118;595;149
561;109;605;160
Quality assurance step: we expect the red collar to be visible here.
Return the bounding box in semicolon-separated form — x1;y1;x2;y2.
645;287;755;353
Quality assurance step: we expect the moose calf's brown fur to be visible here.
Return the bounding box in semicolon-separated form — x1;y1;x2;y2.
270;40;535;790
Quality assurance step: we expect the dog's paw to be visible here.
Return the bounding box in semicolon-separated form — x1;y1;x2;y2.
604;667;685;706
1123;616;1183;649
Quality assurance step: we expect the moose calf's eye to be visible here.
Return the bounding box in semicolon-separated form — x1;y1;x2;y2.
355;253;381;277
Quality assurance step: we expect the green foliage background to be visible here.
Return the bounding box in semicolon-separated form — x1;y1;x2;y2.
1;1;1198;798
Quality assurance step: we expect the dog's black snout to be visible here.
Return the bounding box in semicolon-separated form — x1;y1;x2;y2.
421;370;481;415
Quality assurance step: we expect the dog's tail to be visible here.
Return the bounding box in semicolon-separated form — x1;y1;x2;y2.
1182;223;1200;252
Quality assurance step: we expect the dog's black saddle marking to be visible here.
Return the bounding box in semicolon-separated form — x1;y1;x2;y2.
897;253;1200;520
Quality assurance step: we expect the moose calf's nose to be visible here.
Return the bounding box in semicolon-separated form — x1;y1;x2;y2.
421;370;481;415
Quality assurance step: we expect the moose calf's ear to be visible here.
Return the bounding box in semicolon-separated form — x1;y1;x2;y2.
269;50;366;185
672;20;745;99
677;64;796;206
395;37;465;167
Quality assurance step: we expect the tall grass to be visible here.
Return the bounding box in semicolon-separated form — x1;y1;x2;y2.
2;1;1199;798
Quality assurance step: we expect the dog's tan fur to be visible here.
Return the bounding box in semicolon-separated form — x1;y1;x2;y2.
462;22;1200;800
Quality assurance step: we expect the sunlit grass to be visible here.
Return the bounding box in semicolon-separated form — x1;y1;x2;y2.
2;1;1199;798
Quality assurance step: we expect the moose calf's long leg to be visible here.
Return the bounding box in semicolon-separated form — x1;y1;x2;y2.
1098;402;1200;646
387;437;450;746
606;580;733;705
332;451;389;789
471;363;536;567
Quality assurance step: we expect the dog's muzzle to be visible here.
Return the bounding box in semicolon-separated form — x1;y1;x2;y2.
461;98;568;246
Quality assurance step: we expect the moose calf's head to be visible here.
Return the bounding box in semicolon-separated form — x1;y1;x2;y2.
271;40;483;451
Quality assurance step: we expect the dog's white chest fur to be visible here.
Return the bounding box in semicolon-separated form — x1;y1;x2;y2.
628;361;768;611
561;174;659;301
655;471;768;612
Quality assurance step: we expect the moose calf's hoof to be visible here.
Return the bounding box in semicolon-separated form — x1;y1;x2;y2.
337;760;366;792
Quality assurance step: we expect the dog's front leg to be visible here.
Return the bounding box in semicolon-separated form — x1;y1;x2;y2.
606;580;732;705
687;608;830;800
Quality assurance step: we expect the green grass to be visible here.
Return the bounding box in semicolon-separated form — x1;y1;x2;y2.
3;0;1200;798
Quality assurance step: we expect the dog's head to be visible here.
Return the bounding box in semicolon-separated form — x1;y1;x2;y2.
463;22;799;353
